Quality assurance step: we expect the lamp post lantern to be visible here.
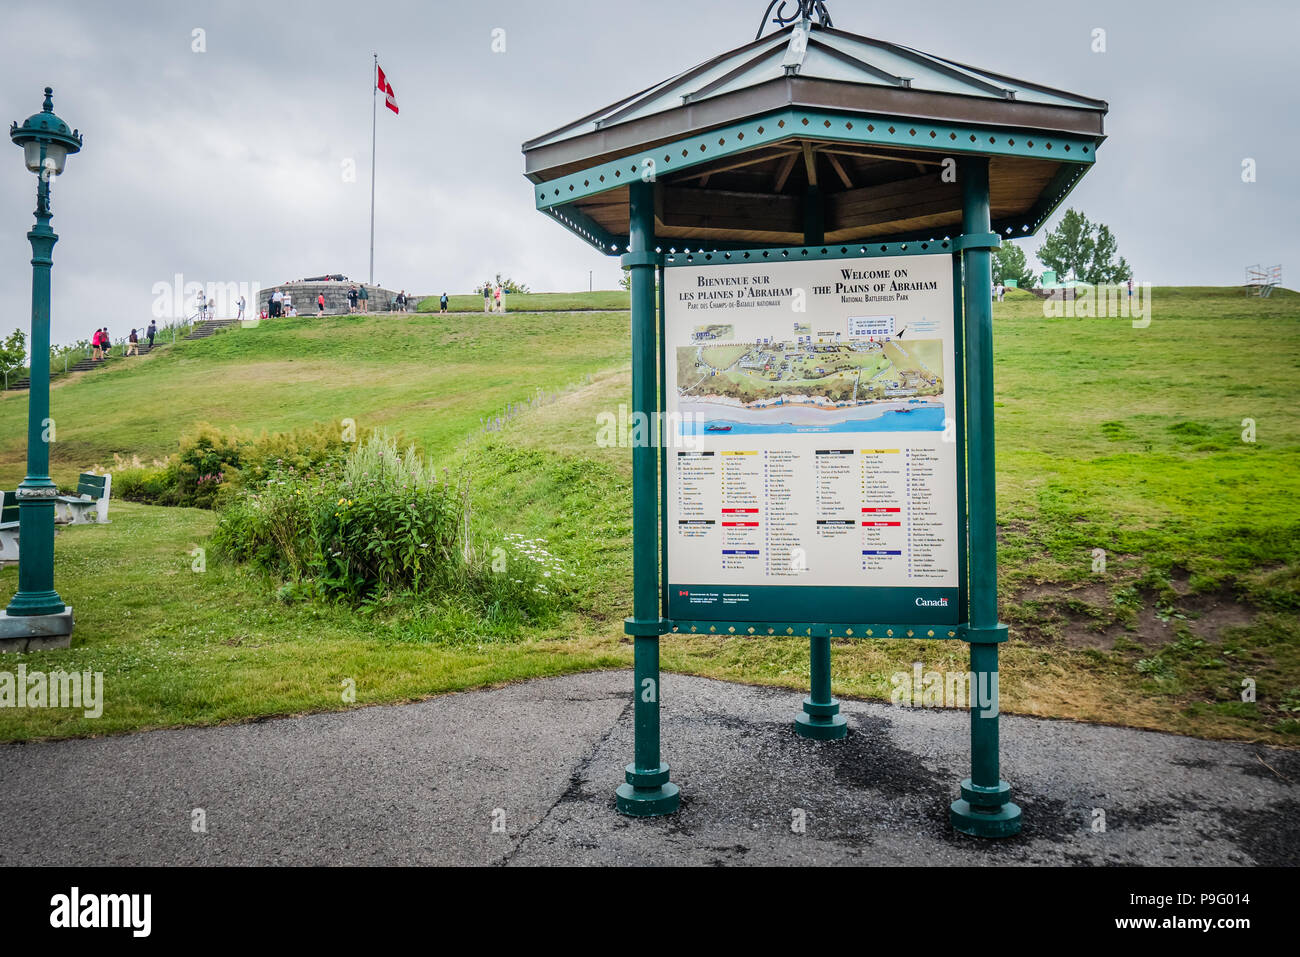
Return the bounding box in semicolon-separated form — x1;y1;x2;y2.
2;87;81;643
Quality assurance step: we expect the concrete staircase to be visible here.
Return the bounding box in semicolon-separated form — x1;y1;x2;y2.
4;337;166;391
4;319;245;391
184;319;239;340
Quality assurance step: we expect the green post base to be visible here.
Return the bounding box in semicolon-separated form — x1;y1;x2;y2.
950;800;1022;838
950;778;1021;838
4;590;66;618
615;762;679;816
615;783;681;816
794;696;848;740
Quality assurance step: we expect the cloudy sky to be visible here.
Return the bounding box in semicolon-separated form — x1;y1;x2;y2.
1;0;1296;344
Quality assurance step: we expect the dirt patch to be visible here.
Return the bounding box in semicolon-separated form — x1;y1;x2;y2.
1169;566;1192;596
1009;581;1114;647
996;520;1033;543
1008;581;1256;651
1179;587;1255;640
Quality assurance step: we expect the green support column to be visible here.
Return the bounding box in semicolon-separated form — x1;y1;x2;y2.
795;632;847;739
950;157;1020;837
794;193;844;741
616;179;679;816
7;156;66;619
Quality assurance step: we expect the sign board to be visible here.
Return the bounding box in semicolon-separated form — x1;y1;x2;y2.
663;253;960;624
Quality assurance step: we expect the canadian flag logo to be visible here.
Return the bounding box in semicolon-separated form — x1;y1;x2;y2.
377;65;399;115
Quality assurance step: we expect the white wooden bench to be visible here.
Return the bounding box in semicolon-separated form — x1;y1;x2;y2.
0;491;18;567
54;472;112;525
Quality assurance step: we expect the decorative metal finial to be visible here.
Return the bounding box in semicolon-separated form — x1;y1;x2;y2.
42;87;54;112
756;0;833;40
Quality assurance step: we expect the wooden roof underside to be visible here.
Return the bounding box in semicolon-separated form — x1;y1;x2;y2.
570;138;1058;245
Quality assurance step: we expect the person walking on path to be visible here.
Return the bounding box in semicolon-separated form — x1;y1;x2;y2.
102;327;112;357
126;329;139;356
439;292;449;314
91;328;103;361
494;285;503;314
147;321;157;350
317;292;326;316
348;286;358;314
358;284;369;314
483;282;492;314
237;295;246;320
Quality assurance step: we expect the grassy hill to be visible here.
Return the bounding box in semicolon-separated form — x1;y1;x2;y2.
0;308;632;484
2;287;1297;744
415;290;631;313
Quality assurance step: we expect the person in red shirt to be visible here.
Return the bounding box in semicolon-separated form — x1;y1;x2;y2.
317;293;326;316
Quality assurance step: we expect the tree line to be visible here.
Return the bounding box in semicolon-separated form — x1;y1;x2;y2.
993;208;1131;290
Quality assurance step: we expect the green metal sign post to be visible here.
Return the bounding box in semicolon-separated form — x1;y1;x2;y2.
949;157;1021;837
615;180;679;816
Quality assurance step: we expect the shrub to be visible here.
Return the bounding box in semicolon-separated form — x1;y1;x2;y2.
461;533;573;624
111;465;173;503
213;433;571;622
170;423;245;508
107;421;351;508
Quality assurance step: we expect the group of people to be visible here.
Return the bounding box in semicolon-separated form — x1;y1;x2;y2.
91;321;157;360
197;292;253;320
267;289;301;318
482;282;507;313
345;285;371;313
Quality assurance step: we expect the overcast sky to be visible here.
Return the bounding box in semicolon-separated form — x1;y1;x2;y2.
1;0;1296;344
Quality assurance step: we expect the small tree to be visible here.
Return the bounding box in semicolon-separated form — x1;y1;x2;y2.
0;328;26;383
1086;224;1130;285
993;241;1037;289
493;273;531;295
1038;208;1130;284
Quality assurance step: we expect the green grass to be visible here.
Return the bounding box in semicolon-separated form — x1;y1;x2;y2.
2;286;1298;744
0;503;624;740
416;290;630;313
0;309;632;486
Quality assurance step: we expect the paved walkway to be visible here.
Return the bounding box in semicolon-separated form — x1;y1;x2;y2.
0;672;1293;865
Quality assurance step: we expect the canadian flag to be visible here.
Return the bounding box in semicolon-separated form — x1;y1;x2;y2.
377;64;399;115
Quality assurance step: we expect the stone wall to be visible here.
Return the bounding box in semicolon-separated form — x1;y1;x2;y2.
257;282;402;316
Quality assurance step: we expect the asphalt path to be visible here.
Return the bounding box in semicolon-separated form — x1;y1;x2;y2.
0;671;1293;865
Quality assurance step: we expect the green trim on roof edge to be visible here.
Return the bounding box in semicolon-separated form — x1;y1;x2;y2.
534;107;1099;212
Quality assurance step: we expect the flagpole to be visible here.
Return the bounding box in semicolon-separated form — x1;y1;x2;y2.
369;52;377;286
